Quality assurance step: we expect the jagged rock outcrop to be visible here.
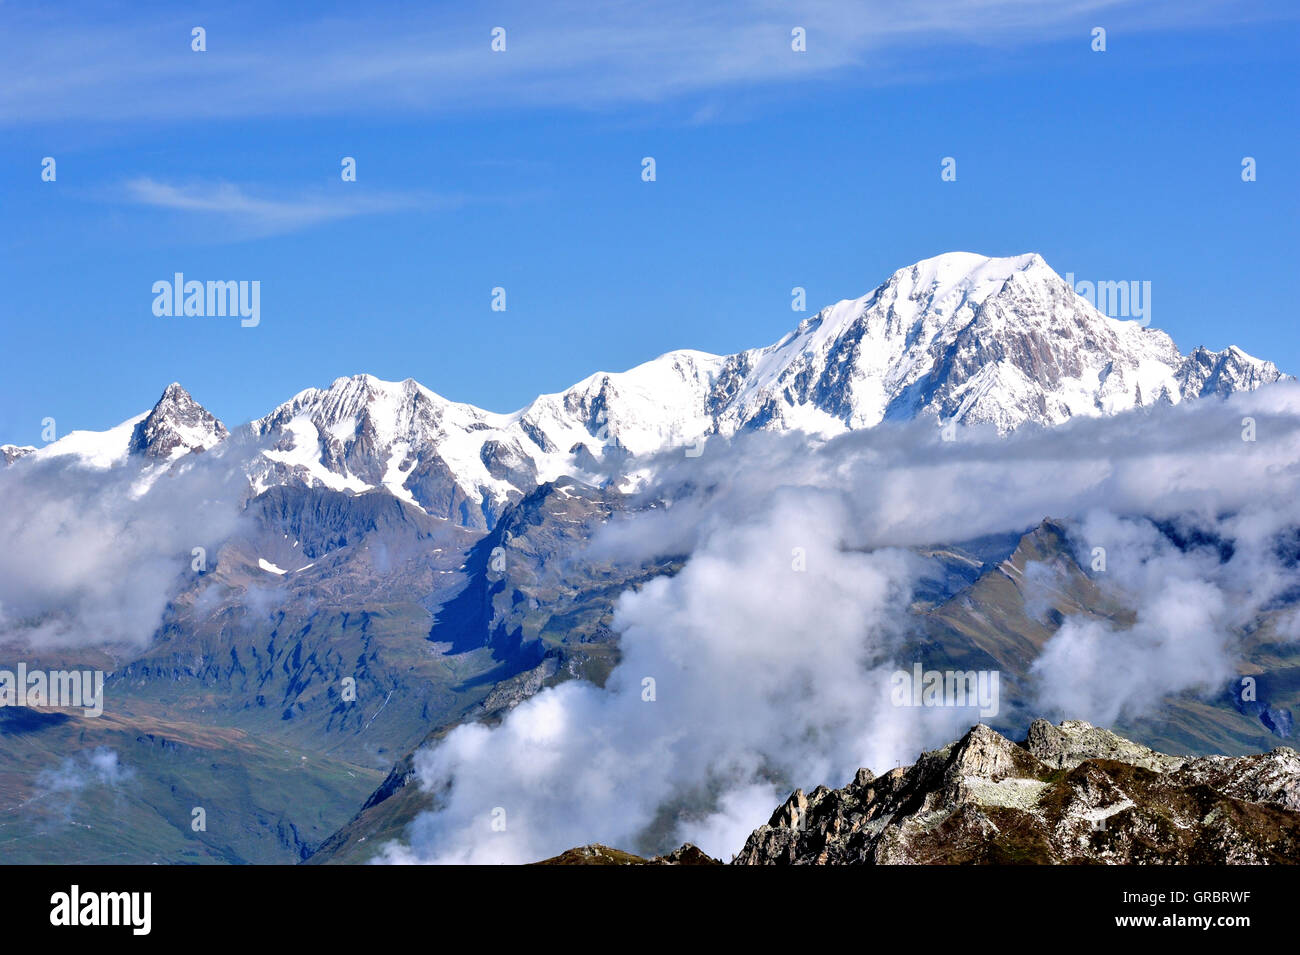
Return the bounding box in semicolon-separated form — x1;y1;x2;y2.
532;843;722;865
128;382;228;459
531;720;1300;866
732;720;1300;864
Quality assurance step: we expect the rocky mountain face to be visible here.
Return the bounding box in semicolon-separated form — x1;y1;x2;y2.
1177;345;1285;399
711;253;1186;433
732;720;1300;864
9;253;1287;529
537;719;1300;865
909;516;1300;757
127;382;229;460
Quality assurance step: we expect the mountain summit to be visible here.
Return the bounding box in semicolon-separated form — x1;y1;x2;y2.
9;253;1287;527
129;382;229;460
712;252;1284;433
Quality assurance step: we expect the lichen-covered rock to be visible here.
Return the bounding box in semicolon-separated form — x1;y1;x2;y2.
732;719;1300;865
1024;718;1183;773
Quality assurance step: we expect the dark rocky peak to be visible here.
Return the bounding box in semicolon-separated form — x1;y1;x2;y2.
129;382;229;460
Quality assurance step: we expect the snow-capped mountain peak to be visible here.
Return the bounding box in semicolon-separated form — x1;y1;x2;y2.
247;373;532;525
1176;344;1285;399
16;383;225;470
710;251;1284;435
6;252;1289;527
129;382;229;460
709;252;1073;435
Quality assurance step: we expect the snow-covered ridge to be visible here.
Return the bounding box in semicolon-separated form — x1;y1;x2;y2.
1;445;37;466
8;252;1288;527
128;381;229;460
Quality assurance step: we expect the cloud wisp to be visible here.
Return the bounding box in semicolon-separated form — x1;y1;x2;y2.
2;1;1279;125
121;178;447;238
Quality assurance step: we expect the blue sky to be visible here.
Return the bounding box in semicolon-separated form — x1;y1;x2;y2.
1;0;1297;445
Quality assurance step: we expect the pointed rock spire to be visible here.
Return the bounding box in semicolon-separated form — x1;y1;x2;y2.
129;382;229;459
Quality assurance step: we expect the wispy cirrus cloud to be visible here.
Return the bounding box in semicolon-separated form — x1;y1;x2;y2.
121;178;448;237
2;0;1287;125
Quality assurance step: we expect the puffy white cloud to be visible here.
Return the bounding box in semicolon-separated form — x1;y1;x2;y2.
0;444;249;650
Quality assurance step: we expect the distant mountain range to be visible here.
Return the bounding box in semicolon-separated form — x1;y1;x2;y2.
4;252;1287;528
1;252;1295;865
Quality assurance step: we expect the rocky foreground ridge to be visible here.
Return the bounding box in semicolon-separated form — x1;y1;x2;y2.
540;720;1300;865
